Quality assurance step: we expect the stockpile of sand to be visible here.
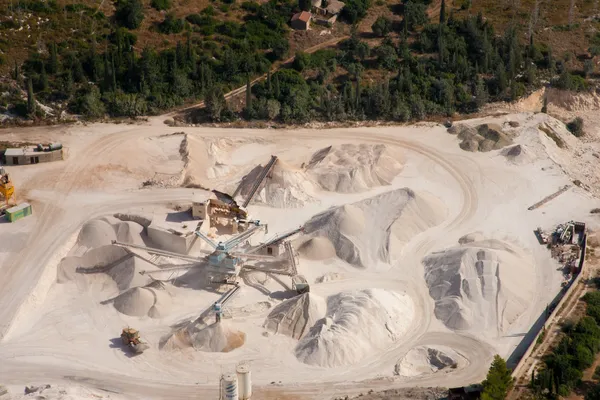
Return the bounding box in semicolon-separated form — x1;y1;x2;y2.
423;234;535;333
162;320;246;352
107;256;159;291
298;237;337;261
57;245;129;283
263;293;326;339
449;123;513;152
235;159;318;208
299;189;445;268
112;284;172;318
395;345;465;377
501;144;536;165
295;289;415;367
306;144;403;193
75;219;118;251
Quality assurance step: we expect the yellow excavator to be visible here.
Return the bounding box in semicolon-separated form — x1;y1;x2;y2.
0;167;16;214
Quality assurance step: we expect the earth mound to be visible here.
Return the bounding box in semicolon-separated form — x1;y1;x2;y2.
112;285;172;318
395;345;466;377
263;293;326;339
162;320;246;352
295;288;415;367
235;159;318;208
501;144;536;165
451;123;513;152
423;235;534;333
300;189;445;268
306;144;403;193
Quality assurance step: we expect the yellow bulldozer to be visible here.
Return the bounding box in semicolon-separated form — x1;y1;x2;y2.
0;167;16;215
120;328;149;354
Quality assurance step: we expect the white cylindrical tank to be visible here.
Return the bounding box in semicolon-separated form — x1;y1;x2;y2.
221;374;238;400
236;363;252;399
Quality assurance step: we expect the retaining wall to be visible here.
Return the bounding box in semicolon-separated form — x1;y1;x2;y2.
510;234;588;379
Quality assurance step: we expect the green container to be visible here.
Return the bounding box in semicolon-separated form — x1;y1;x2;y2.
6;203;32;222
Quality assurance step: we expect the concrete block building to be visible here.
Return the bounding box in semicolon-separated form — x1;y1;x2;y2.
3;145;63;166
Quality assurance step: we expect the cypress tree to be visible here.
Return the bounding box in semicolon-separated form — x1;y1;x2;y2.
13;60;19;83
103;53;111;91
273;74;281;99
440;0;446;24
245;74;252;110
40;62;48;91
49;42;58;74
27;76;35;116
267;70;272;96
111;52;117;90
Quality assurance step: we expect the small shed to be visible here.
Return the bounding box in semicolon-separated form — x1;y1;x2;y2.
3;145;63;166
291;11;311;30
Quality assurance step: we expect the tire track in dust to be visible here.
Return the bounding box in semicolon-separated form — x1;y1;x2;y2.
0;127;142;340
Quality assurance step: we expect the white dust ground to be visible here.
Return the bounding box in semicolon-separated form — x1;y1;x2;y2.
395;345;467;377
1;111;599;399
423;233;535;334
295;289;415;368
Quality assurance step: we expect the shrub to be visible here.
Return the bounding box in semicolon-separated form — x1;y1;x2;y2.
158;13;185;34
241;1;260;12
567;117;584;137
151;0;171;10
371;16;392;37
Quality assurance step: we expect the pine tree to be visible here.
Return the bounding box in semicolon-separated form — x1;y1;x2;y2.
481;355;513;400
49;42;58;74
111;53;117;90
273;74;281;99
40;62;48;91
245;74;252;110
267;70;272;96
440;0;446;24
27;76;35;116
13;60;19;83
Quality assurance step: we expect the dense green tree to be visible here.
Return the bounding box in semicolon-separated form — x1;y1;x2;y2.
481;355;513;400
404;0;428;30
115;0;145;29
372;16;392;37
205;86;227;121
151;0;171;10
341;0;371;23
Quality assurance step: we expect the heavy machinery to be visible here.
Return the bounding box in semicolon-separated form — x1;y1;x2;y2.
120;328;149;354
0;167;16;210
232;155;279;208
194;221;269;274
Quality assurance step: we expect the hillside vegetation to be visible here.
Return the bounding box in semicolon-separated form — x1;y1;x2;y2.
0;0;598;123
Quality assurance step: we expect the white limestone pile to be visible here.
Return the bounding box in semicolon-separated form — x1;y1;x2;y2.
299;189;445;268
263;293;326;339
395;345;466;377
295;289;415;367
162;320;246;353
306;144;403;192
112;285;172;318
423;234;535;333
236;159;318;208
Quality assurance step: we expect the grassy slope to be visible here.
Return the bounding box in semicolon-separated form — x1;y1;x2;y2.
1;0;597;73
